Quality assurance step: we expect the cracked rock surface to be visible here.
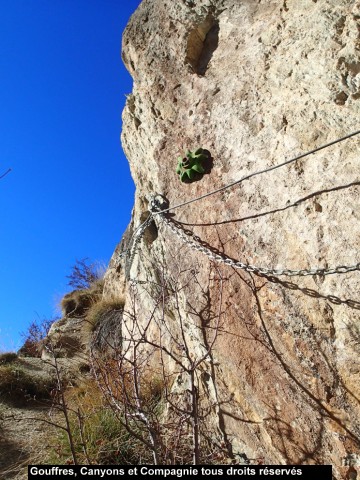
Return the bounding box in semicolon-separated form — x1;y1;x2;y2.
103;0;360;474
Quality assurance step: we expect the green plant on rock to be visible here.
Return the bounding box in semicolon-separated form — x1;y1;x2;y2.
176;148;207;182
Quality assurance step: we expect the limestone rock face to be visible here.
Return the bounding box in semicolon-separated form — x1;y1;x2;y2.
105;0;360;473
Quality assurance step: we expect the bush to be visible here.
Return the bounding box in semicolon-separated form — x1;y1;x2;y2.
66;258;105;290
47;381;151;465
19;316;56;358
18;339;42;358
0;352;18;364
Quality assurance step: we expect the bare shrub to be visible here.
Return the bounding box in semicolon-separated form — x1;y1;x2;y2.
90;253;229;465
28;253;231;465
19;316;57;358
44;377;150;465
66;258;105;290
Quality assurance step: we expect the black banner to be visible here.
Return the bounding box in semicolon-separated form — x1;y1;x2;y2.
28;465;332;480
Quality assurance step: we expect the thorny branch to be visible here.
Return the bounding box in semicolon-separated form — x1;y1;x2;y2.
90;257;226;464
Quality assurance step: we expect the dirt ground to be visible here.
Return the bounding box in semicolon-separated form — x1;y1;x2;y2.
0;403;56;479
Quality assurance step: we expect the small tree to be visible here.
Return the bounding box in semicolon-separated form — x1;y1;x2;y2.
19;315;57;357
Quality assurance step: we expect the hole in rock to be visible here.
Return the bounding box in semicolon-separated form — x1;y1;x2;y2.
186;15;219;75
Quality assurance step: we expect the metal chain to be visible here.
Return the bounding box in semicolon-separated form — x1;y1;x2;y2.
150;198;360;277
124;216;153;279
110;214;157;285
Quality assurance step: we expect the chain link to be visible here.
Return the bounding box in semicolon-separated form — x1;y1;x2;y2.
124;216;153;279
150;197;360;278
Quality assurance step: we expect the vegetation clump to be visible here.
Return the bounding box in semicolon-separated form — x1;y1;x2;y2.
176;148;208;182
66;258;105;290
61;258;105;316
0;352;18;365
19;316;55;357
86;299;124;331
47;381;152;465
61;289;96;317
0;363;53;405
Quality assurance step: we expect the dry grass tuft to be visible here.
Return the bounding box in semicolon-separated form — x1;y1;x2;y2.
86;299;124;331
60;274;105;317
61;289;97;317
46;379;151;465
0;364;54;405
0;352;18;365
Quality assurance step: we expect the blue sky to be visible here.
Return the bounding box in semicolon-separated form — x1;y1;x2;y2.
0;0;142;351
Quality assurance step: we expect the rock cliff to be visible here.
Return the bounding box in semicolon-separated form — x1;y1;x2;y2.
103;0;360;474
